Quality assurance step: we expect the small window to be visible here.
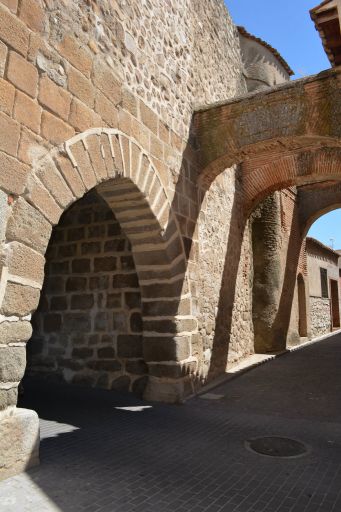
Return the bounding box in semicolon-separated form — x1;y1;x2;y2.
320;268;328;298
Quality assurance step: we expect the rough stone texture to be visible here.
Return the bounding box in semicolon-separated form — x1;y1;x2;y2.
0;346;26;383
0;188;9;243
310;297;331;337
0;0;340;481
197;168;254;380
0;321;32;346
0;408;39;481
252;191;286;352
1;282;40;317
32;0;245;139
28;190;146;394
0;0;251;418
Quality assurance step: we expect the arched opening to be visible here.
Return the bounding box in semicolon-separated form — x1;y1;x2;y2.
306;208;341;336
297;274;308;337
25;188;147;396
250;188;341;353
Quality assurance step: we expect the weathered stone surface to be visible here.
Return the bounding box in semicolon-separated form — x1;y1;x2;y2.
117;335;143;358
0;111;20;156
0;78;15;115
0;346;26;382
0;153;29;196
143;336;191;362
27;191;146;394
0;188;9;242
6;198;52;254
5;242;45;285
14;91;41;133
1;283;40;317
126;359;148;375
19;0;45;33
39;76;71;121
0;408;39;481
0;5;29;56
144;377;187;404
41;111;74;145
0;387;17;410
132;376;148;397
0;321;32;345
7;51;38;98
111;375;130;391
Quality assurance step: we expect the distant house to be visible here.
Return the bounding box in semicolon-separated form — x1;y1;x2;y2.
304;237;341;337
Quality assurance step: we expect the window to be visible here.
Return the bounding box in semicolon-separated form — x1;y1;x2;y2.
320;267;328;298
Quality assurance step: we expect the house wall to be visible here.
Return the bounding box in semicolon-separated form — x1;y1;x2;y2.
306;241;340;337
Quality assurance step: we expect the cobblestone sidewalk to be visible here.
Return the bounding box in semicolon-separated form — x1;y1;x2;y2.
2;333;341;512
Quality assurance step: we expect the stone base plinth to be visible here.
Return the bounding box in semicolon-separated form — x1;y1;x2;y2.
143;376;192;403
0;408;40;481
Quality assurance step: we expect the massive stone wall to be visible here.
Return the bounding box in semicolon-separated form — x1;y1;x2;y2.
0;0;245;393
197;168;254;378
28;0;245;140
1;0;339;482
0;0;250;477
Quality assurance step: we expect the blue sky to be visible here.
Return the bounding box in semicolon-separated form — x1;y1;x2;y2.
308;211;341;250
226;0;330;78
226;0;341;247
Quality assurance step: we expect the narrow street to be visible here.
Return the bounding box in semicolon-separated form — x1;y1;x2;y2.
2;334;341;512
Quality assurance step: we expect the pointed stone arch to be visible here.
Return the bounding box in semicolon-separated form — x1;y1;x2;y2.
0;128;198;406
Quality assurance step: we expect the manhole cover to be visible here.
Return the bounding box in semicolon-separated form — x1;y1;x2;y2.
245;436;309;458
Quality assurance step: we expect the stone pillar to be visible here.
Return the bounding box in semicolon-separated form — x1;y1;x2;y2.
0;321;40;481
0;204;42;480
252;193;283;352
252;191;302;352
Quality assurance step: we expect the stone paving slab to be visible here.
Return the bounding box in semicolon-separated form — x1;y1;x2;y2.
2;333;341;511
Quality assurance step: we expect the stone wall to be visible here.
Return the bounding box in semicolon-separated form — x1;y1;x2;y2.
0;0;281;480
27;189;147;395
0;0;247;422
30;0;245;140
197;167;254;379
310;297;331;337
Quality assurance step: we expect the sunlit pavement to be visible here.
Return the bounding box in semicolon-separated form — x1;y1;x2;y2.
2;333;341;512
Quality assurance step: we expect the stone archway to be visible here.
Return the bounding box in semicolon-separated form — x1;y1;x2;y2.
27;188;148;396
0;128;198;479
0;129;197;404
192;69;341;359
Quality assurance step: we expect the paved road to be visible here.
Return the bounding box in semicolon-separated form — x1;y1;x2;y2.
2;334;341;511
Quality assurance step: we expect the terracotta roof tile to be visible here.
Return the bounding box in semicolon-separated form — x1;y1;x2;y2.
237;26;294;76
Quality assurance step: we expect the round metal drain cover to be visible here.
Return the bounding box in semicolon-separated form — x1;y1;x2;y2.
245;436;309;458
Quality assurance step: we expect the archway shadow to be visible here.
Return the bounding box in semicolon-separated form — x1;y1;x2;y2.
207;190;246;379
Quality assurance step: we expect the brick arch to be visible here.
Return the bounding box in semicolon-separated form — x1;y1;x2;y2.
0;128;197;404
298;181;341;238
242;146;341;213
195;67;341;189
195;68;341;212
196;137;341;215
